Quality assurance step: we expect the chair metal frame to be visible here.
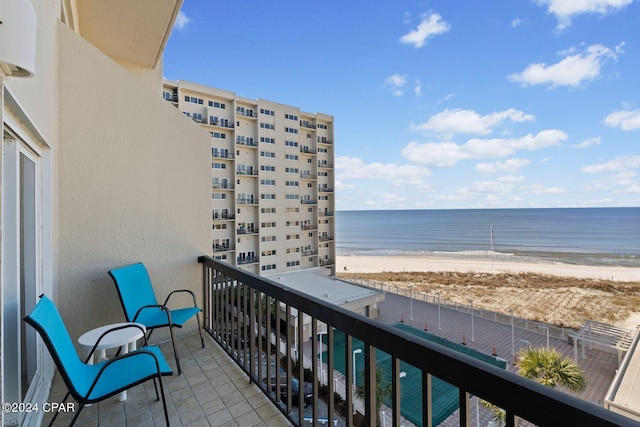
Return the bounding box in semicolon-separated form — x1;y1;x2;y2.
23;295;172;426
108;262;205;375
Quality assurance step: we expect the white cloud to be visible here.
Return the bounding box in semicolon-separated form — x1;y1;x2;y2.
414;80;422;96
585;170;637;190
581;155;640;173
384;74;408;96
469;180;515;194
476;158;531;174
572;136;602;148
508;44;620;88
536;0;634;30
335;156;431;181
399;13;450;48
511;18;527;28
604;109;640;130
173;11;191;31
402;130;567;167
524;183;567;194
413;108;535;135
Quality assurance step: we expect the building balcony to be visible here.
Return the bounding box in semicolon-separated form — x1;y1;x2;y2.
237;227;258;234
300;147;317;155
213;244;235;252
212;183;234;190
209;118;235;129
212;152;234;160
236;138;258;147
318;186;333;193
236;169;258;176
319;211;334;217
300;120;317;129
317;138;332;145
236;256;259;265
195;256;636;427
302;249;318;256
317;162;333;169
47;257;640;427
213;213;235;220
318;259;334;267
319;234;334;242
300;172;316;180
236;198;257;205
301;199;317;205
236;109;258;119
301;223;318;231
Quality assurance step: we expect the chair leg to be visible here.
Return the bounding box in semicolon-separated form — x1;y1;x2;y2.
152;377;160;401
196;312;205;348
48;391;70;427
169;326;182;375
157;374;170;427
68;402;85;427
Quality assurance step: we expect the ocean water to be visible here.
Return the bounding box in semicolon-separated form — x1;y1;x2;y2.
335;207;640;267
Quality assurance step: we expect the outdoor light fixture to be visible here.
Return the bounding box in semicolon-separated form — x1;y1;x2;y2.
0;0;36;77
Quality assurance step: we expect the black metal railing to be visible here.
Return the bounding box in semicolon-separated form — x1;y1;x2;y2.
198;256;638;427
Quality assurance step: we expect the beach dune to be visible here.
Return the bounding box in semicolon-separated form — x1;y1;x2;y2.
337;254;640;282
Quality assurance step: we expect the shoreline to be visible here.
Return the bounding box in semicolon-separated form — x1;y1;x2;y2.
336;254;640;282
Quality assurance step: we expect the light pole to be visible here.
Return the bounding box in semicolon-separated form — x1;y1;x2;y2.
509;309;515;356
436;292;441;330
409;285;414;321
539;325;550;348
469;299;475;342
352;349;362;388
318;331;327;385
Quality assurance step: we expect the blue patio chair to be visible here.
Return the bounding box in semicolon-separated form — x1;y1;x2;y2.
108;262;204;375
24;295;172;426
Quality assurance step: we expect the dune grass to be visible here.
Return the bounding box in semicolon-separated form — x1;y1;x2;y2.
337;271;640;329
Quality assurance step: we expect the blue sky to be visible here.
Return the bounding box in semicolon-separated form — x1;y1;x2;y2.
163;0;640;211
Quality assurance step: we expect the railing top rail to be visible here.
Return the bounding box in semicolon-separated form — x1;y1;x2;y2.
198;255;639;427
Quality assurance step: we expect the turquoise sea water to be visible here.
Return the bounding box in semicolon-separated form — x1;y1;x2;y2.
335;207;640;267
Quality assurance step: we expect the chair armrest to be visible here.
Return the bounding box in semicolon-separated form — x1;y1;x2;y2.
83;324;148;364
163;289;198;308
132;304;173;326
83;349;164;401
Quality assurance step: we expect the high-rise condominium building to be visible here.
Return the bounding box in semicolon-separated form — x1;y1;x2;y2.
163;80;336;275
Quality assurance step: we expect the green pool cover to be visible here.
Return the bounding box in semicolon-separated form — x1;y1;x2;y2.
321;323;506;426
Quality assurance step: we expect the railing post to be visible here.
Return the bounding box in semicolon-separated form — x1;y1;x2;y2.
345;336;354;427
364;344;376;427
249;286;256;383
285;304;292;412
392;357;402;427
297;307;305;425
312;318;320;425
459;389;470;427
423;371;433;427
327;327;335;427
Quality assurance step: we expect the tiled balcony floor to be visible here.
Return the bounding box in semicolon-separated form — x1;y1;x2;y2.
44;334;292;427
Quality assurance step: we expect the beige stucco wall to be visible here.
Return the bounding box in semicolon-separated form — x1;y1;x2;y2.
56;22;211;342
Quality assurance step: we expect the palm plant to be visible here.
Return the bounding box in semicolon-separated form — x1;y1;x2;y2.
517;347;586;392
355;365;392;426
482;347;586;426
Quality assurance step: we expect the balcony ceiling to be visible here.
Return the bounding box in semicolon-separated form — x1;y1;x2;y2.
73;0;182;68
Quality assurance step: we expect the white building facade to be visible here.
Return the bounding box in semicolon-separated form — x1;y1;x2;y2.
163;80;336;276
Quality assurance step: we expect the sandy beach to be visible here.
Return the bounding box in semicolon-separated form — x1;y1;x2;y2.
337;254;640;282
336;254;640;329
